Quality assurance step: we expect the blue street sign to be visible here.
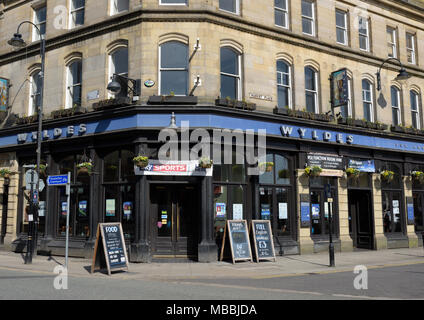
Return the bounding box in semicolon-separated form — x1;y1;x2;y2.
47;175;69;186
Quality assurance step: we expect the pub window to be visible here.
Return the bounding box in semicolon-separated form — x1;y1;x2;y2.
275;0;289;29
159;41;189;96
220;47;242;101
381;163;404;234
305;66;318;113
387;26;397;58
33;5;46;41
109;47;129;98
340;77;353;118
56;153;90;238
258;154;293;237
358;17;370;52
70;0;85;28
309;177;338;236
362;79;374;122
301;0;315;36
335;9;348;45
391;85;402;126
66;59;82;109
29;70;42;117
412;165;424;233
277;60;292;109
406;33;416;65
219;0;239;15
410;90;421;130
102;149;136;240
111;0;129;15
18;158;48;236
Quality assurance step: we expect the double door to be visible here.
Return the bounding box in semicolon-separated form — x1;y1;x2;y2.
150;184;199;258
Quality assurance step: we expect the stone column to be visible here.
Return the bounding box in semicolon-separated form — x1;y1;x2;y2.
372;173;387;250
338;175;353;252
297;169;314;254
403;176;418;248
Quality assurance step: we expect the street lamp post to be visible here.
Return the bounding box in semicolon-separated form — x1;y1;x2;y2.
376;57;411;91
9;21;46;263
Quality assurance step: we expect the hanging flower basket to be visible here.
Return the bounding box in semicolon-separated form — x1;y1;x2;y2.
199;157;213;169
346;167;360;179
36;164;48;176
0;168;12;179
77;162;93;175
305;165;322;177
259;162;274;172
381;170;395;183
411;171;424;184
133;156;149;168
278;169;289;179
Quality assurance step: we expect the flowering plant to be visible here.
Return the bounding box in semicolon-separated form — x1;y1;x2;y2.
199;157;213;168
346;167;360;178
411;171;424;183
133;156;149;168
304;166;322;177
381;170;395;182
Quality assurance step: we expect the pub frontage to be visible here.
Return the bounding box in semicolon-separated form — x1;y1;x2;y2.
1;103;424;262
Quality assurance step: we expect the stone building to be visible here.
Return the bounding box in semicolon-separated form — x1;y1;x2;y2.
0;0;423;261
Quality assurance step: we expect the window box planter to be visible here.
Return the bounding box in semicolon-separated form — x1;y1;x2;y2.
93;97;132;111
199;157;213;169
273;107;295;117
215;98;256;111
16;114;42;125
314;113;334;122
337;117;355;126
375;122;388;131
354;119;377;130
390;125;405;133
51;106;87;119
148;95;198;105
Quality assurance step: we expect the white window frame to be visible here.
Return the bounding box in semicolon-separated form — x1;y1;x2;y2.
387;27;397;58
220;47;242;100
108;47;129;98
391;86;401;126
158;42;189;96
277;60;292;109
335;9;348;45
342;77;353;118
66;60;82;109
406;33;416;65
305;67;318;113
33;5;46;42
362;80;374;122
301;0;315;36
219;0;240;15
69;0;85;29
411;90;420;130
110;0;129;15
29;70;41;116
275;0;289;29
358;17;370;52
159;0;187;5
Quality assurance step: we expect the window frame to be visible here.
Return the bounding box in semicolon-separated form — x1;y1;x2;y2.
220;46;242;101
276;60;292;109
387;26;398;59
69;0;85;29
358;16;370;52
66;59;82;109
406;32;417;65
304;66;319;113
275;0;289;29
219;0;240;15
32;5;46;41
335;9;348;46
301;0;315;36
391;85;402;126
410;90;421;130
362;79;374;122
29;70;42;117
110;0;130;15
108;47;129;98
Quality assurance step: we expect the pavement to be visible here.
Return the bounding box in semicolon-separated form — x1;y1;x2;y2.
0;247;423;281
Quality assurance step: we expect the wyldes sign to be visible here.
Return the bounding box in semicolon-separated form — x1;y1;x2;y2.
17;124;87;144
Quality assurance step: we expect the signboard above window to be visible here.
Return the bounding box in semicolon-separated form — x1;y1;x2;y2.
0;77;9;112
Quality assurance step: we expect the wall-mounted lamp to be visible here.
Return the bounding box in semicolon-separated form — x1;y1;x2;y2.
107;74;141;98
376;58;411;91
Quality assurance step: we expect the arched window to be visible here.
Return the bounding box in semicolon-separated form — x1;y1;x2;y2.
29;70;42;116
109;47;128;97
159;41;188;96
220;47;241;100
305;66;318;113
410;90;421;130
66;59;82;109
362;79;373;122
277;60;292;109
391;85;401;126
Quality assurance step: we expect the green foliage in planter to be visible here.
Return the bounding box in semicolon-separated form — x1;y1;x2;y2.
259;162;274;172
133;156;149;168
381;170;395;182
305;165;322;177
77;162;93;174
199;156;213;168
0;168;11;178
346;167;360;178
411;171;424;183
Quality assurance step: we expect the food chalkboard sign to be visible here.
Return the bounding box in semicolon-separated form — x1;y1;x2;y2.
91;223;129;275
220;220;252;264
251;220;276;262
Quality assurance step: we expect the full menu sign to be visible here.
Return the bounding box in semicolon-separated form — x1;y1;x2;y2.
91;223;128;275
220;220;252;264
251;220;276;262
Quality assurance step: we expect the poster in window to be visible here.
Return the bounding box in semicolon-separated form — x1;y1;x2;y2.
312;204;320;217
78;200;87;217
123;202;132;219
216;203;226;217
38;201;45;217
106;199;116;217
278;203;288;220
0;77;9;112
61;202;68;216
233;204;243;220
261;204;271;220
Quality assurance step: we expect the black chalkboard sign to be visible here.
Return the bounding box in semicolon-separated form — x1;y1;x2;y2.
251;220;276;262
220;220;252;264
91;223;129;275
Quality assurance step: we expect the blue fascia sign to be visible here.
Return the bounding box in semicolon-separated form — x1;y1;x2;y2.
348;159;376;173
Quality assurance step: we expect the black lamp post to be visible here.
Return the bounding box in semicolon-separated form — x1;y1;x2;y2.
9;21;46;264
376;57;411;91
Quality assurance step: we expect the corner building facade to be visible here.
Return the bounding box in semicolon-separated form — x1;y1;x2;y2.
0;0;423;261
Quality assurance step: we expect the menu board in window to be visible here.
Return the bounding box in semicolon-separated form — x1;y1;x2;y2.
220;220;252;264
91;223;129;275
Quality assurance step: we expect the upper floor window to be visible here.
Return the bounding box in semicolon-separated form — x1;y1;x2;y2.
111;0;129;14
335;9;348;45
362;79;373;122
410;90;420;130
301;0;315;36
29;70;42;116
159;41;188;96
109;47;129;98
277;60;292;109
406;33;416;65
33;5;46;41
219;0;239;14
358;17;369;51
387;27;397;58
305;66;318;113
220;47;241;100
70;0;85;28
275;0;289;29
66;59;82;109
391;86;401;126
